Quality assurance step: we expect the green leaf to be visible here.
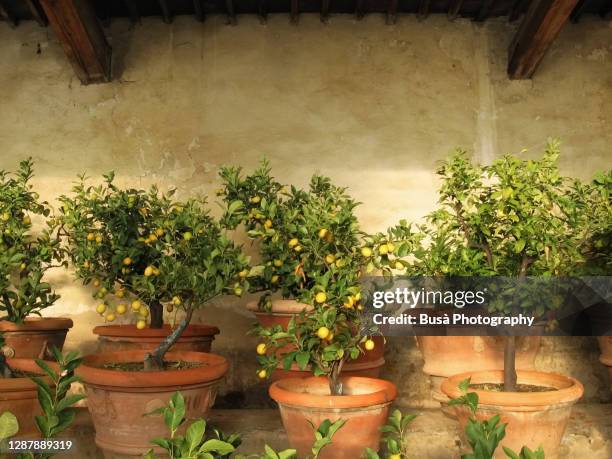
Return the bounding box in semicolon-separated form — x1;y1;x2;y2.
0;412;19;440
514;239;526;253
458;377;471;393
185;419;206;453
198;439;235;455
56;394;86;412
295;352;310;370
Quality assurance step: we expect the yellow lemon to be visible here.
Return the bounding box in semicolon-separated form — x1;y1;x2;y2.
83;260;90;269
264;219;273;229
139;308;149;317
115;289;125;298
1;212;9;222
148;233;157;242
92;279;101;288
234;286;243;296
183;232;193;241
136;320;147;330
361;247;372;257
317;327;330;340
335;259;345;268
318;228;328;239
387;242;396;253
294;245;302;252
326;332;334;342
379;244;389;255
155;228;165;237
364;339;375;351
256;343;267;355
96;303;106;314
250;196;261;204
123;257;132;266
19;263;26;271
131;300;142;311
325;254;335;264
87;232;95;241
315;292;327;304
394;261;404;270
95;235;102;244
389;455;401;459
172;296;182;306
22;216;31;225
288;238;298;247
239;269;249;278
257;369;267;379
105;313;116;322
273;259;283;267
271;275;279;283
144;266;154;277
116;304;127;315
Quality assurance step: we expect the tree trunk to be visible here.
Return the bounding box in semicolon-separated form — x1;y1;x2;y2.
149;299;164;329
503;336;517;391
0;353;13;378
328;358;346;395
144;306;193;371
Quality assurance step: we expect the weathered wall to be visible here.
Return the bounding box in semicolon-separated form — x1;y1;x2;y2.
0;14;610;406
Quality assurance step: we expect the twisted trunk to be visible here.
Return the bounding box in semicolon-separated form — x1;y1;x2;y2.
144;305;194;371
503;336;517;391
329;357;346;396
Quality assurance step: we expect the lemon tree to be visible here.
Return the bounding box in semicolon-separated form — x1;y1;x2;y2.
60;173;250;369
0;159;64;324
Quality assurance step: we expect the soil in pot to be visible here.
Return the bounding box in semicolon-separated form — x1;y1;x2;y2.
0;317;73;359
269;376;397;459
93;324;220;354
77;350;228;458
416;335;541;402
0;359;50;438
442;370;584;459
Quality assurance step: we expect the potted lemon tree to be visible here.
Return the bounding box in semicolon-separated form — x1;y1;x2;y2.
61;180;250;458
218;161;415;380
0;159;72;360
59;173;224;354
437;142;585;457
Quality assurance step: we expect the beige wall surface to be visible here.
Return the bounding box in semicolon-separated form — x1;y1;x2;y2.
0;14;610;406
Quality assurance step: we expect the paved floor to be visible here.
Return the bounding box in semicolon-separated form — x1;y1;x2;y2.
70;404;611;458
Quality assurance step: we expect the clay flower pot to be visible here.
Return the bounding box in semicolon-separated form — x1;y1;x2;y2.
442;370;584;459
93;324;220;353
269;376;397;459
0;358;50;438
0;317;73;359
597;336;612;381
417;336;540;401
248;300;386;379
77;350;228;458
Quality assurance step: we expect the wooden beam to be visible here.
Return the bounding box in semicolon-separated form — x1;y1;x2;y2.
448;0;464;20
475;0;494;22
193;0;204;21
290;0;298;24
355;0;365;19
0;0;18;27
258;0;267;24
508;0;579;79
39;0;111;84
321;0;330;22
158;0;172;23
25;0;48;26
387;0;398;24
124;0;141;24
417;0;430;20
225;0;236;25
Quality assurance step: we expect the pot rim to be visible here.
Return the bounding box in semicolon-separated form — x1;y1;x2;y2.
441;370;584;407
0;358;52;392
93;324;220;338
0;317;74;332
269;376;397;409
246;299;313;315
77;350;228;388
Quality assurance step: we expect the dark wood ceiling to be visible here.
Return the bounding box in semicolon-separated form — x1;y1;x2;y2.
1;0;610;27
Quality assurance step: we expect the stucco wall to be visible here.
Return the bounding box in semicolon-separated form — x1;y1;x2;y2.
0;14;610;406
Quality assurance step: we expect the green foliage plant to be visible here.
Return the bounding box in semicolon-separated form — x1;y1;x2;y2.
362;409;418;459
59;172;250;370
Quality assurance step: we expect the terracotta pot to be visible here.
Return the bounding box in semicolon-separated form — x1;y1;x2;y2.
249;300;386;379
93;324;220;353
442;370;584;459
77;350;228;458
0;317;73;359
0;358;50;438
597;336;612;381
246;299;313;329
416;336;541;402
269;376;396;459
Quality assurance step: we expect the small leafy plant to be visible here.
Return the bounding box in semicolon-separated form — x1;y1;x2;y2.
363;409;418;459
145;391;343;459
449;378;546;459
0;159;64;324
0;349;85;459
